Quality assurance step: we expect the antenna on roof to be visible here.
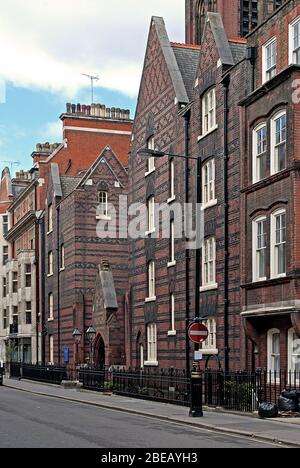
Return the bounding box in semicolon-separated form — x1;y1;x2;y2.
2;160;20;174
82;73;99;104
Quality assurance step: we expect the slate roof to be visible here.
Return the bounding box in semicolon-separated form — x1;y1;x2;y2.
60;176;82;198
172;46;200;101
229;42;247;65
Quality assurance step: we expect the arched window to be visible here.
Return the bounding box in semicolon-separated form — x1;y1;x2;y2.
98;191;108;217
270;110;287;175
270;209;286;278
252;216;267;282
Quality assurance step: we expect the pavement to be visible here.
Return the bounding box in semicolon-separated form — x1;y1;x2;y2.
3;377;300;448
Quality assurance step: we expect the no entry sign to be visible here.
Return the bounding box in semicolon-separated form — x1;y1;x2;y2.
188;322;209;344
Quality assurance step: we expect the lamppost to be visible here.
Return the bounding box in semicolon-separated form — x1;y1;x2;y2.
86;325;96;367
72;328;82;366
137;147;203;417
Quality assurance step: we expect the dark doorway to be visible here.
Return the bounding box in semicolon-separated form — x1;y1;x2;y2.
94;335;105;368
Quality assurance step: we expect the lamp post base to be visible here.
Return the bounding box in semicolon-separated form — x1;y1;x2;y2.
189;366;204;418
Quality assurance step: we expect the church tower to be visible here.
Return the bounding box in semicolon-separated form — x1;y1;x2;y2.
185;0;285;45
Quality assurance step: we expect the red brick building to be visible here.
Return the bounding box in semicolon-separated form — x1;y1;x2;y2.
240;0;300;373
128;0;296;373
43;104;132;365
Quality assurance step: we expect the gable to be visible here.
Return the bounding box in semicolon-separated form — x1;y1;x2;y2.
135;16;189;122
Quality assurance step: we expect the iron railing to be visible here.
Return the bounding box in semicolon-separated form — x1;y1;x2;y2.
112;368;190;406
8;364;300;413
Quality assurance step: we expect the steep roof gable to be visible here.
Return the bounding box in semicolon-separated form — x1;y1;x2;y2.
203;13;234;67
152;17;190;105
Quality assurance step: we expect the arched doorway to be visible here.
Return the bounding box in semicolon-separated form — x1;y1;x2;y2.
94;335;105;368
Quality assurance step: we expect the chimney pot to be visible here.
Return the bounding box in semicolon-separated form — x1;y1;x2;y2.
87;105;91;115
71;104;76;113
66;103;72;113
77;103;81;113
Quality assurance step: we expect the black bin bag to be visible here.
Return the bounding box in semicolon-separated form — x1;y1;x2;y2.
258;403;279;419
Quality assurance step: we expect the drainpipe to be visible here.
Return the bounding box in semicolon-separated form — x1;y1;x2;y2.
34;185;40;364
246;46;257;93
184;110;191;376
223;74;230;373
40;215;46;365
56;205;61;364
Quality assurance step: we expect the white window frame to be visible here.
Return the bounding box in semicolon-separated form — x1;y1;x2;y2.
168;293;176;336
201;237;217;292
270;209;286;279
146;196;155;235
253;123;267;183
270;111;287;175
145;260;156;302
47;203;53;234
48;293;54;321
262;37;277;83
145;136;155;176
60;244;65;271
25;264;32;288
145;323;158;366
139;343;144;369
2;245;8;266
49;335;54;365
252;216;267;282
97;191;109;220
202;88;217;136
267;328;281;376
289;16;300;65
48;251;53;277
2;215;8;236
288;328;300;374
167;220;176;267
168;158;176;203
202;318;218;355
202;158;217;208
25;301;32;325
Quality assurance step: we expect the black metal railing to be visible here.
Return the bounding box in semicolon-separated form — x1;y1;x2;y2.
21;364;68;384
79;367;107;391
8;364;300;413
113;368;190;406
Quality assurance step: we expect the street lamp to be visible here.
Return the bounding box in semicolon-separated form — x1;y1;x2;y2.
72;328;82;366
86;325;96;366
137;147;203;417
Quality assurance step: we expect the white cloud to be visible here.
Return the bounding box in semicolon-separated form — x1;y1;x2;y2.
0;0;184;98
39;121;62;142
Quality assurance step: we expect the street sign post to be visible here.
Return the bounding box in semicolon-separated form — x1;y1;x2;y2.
188;321;208;418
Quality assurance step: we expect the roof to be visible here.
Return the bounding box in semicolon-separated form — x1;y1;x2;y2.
151;17;189;104
60;176;82;198
206;13;234;67
229;41;247;64
172;45;200;100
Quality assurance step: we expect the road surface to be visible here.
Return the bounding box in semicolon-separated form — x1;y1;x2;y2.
0;387;283;448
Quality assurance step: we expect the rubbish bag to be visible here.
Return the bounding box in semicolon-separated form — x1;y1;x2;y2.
281;390;299;401
278;395;298;413
258;403;279;419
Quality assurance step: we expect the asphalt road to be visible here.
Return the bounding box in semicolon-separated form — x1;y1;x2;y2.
0;387;282;448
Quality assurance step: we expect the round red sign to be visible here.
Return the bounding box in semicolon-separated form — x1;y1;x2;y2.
188;323;209;344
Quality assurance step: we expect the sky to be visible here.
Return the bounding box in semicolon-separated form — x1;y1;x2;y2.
0;0;184;174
